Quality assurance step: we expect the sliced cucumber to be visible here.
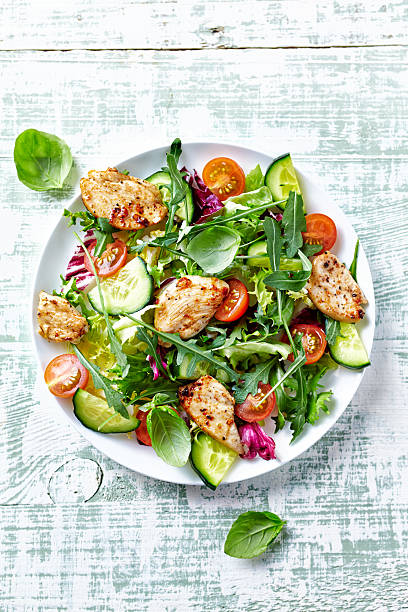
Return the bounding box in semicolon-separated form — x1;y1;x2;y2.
247;240;303;270
264;153;301;205
190;429;237;490
176;354;210;380
145;170;194;223
87;256;152;316
328;322;370;369
73;389;140;433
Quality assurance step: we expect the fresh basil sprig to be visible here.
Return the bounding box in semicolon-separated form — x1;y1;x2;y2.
14;129;73;191
146;406;191;467
74;233;128;375
224;511;286;559
72;345;129;419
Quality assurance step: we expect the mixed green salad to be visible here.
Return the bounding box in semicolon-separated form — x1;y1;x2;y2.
37;138;370;489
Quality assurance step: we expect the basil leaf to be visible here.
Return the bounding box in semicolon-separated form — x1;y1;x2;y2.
264;270;310;291
147;406;191;467
324;316;341;345
263;217;282;272
232;359;276;404
186;226;241;274
245;164;264;192
72;345;129;419
224;511;286;559
349;239;359;281
282;191;306;258
14;129;72;191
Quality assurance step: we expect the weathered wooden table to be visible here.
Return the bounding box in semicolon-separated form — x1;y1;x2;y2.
1;2;407;610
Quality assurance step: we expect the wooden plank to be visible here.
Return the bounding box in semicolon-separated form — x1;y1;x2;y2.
0;0;408;50
1;46;407;609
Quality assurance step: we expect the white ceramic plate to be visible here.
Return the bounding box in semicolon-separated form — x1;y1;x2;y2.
32;142;375;485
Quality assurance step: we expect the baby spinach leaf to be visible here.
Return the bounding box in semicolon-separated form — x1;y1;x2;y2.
147;406;191;467
14;129;73;191
324;316;341;345
349;239;360;281
282;191;306;257
245;164;264;192
186;226;241;273
224;511;286;559
72;345;129;419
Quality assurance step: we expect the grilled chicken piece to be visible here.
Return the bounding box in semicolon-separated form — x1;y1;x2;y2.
307;251;367;323
179;375;243;454
154;276;229;340
37;291;89;344
80;168;167;231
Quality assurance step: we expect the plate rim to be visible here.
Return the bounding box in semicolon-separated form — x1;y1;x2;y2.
31;139;376;486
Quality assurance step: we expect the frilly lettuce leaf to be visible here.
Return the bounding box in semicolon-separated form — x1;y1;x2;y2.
218;341;291;369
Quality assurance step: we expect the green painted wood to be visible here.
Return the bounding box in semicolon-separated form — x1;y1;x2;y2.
0;43;407;610
0;0;407;50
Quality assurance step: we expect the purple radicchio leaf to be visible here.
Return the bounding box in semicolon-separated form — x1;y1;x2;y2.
65;230;95;290
146;347;168;381
182;167;224;224
239;422;276;461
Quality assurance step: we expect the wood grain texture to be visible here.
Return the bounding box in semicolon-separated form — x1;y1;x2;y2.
1;42;408;611
0;0;408;50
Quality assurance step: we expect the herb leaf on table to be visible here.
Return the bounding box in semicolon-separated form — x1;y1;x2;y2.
224;511;286;559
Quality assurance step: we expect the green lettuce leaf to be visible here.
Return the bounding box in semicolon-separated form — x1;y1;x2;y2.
218;341;291;369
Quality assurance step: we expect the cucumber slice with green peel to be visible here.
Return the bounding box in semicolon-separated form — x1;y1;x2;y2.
247;240;303;270
176;354;210;380
328;322;370;369
190;429;238;490
264;153;301;205
87;256;152;316
145;170;194;223
73;389;140;433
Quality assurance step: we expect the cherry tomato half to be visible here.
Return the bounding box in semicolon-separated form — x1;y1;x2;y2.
302;213;337;256
287;323;327;365
235;383;277;423
214;278;249;322
135;407;178;446
84;239;128;278
44;354;89;398
202;157;245;201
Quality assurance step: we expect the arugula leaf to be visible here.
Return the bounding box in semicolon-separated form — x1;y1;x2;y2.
324;316;341;345
125;315;239;382
163;138;188;239
349;239;360;281
307;390;332;425
282;191;306;258
146;406;191;467
264;270;310;291
245;164;264;192
224;511;286;559
270;366;287;431
72;345;129;419
302;242;322;258
263;217;282;272
135;327;167;377
267;292;295;328
74;233;128;375
289;367;308;442
232;359;276;404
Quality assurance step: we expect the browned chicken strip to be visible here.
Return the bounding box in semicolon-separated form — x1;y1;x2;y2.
307;251;367;322
80;168;167;230
178;375;243;454
37;291;89;344
154;276;229;340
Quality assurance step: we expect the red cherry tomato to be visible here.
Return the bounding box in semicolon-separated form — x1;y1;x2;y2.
302;214;337;255
135;407;178;446
235;383;277;423
215;279;249;322
84;239;127;278
44;354;89;398
202;157;245;201
286;323;327;365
